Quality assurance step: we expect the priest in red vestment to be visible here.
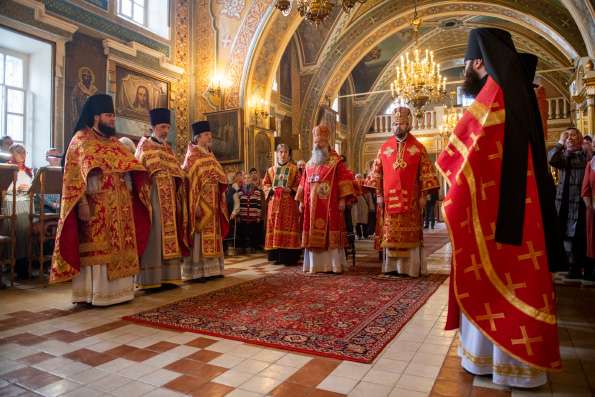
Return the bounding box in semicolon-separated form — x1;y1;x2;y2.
368;107;439;277
436;28;564;388
296;125;355;274
51;94;151;306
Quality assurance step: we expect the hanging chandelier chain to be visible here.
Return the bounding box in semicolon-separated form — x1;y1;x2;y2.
391;0;447;119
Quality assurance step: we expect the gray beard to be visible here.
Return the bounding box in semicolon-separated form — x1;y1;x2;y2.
309;147;329;166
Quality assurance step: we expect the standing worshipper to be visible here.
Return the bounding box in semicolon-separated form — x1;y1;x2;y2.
297;125;355;274
368;107;439;277
238;172;264;253
183;121;228;280
582;155;595;284
135;108;188;289
436;29;564;387
51;94;151;306
549;127;588;281
262;144;301;265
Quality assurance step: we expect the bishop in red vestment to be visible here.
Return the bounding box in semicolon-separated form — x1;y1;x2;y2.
436;29;564;388
368;107;439;277
296;125;355;274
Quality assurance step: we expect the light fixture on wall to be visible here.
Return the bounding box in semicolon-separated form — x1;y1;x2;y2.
250;96;270;124
274;0;367;26
390;0;447;119
207;71;230;110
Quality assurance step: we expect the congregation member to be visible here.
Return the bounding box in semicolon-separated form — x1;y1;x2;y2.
0;136;14;163
549;127;589;281
582;151;595;284
5;144;33;274
262;144;301;265
424;190;439;229
351;174;370;240
368;107;439;277
42;148;62;212
238;170;264;253
297;124;355;274
583;135;593;160
135;108;188;289
183;121;228;280
50;94;151;306
436;29;564;387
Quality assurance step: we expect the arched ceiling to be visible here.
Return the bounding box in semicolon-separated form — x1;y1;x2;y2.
239;0;592;168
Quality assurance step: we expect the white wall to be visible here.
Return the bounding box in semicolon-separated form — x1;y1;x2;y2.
0;27;53;169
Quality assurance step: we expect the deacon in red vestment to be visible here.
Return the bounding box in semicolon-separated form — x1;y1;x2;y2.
51;94;151;306
263;144;301;265
368;107;439;277
183;121;229;280
436;29;564;388
296;125;355;274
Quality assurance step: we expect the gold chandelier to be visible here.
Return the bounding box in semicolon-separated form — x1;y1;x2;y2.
274;0;367;25
390;1;446;118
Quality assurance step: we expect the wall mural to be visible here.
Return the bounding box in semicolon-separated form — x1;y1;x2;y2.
115;66;169;123
350;27;429;95
295;5;341;66
64;32;106;139
205;109;244;164
280;45;292;103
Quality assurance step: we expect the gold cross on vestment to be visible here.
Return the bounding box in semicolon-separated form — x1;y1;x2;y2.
540;294;551;314
476;303;505;331
511;326;543;356
464;254;483;281
470;131;484;151
480;179;496;201
383;147;395;157
505;272;527;294
517;241;544;270
488;142;503;161
485;222;502;250
457;291;470;300
459;207;472;234
407;145;419;156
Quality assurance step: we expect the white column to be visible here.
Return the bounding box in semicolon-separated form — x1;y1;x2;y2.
548;99;553;120
555;98;561;119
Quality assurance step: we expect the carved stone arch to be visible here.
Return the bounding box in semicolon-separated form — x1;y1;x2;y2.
559;0;595;57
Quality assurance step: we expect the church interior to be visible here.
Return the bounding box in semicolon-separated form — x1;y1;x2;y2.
0;0;594;396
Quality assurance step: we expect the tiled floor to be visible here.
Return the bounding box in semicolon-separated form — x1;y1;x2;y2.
0;228;593;397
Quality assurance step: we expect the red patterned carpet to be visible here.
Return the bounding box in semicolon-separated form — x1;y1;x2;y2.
124;266;448;363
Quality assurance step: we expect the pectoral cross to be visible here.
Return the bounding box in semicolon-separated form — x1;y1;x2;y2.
393;159;407;169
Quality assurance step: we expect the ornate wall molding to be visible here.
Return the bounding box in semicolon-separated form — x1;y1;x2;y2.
193;0;217;121
172;0;191;159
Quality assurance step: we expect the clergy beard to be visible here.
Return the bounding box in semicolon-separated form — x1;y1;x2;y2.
97;122;116;137
310;146;329;165
462;68;487;98
395;126;410;140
